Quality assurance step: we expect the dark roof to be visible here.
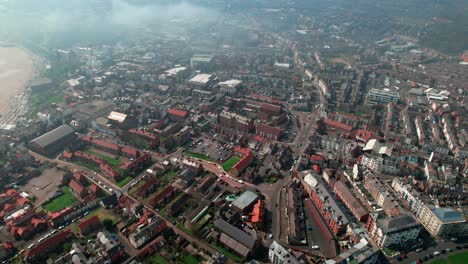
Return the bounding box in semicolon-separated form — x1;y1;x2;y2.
214;218;256;249
78;216;99;232
30;125;75;148
378;214;420;233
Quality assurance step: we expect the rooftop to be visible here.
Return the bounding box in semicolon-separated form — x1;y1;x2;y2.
188;74;213;85
432;207;465;223
29;125;75;148
232;190;258;211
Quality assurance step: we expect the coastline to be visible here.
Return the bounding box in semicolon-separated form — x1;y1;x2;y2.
0;46;40;125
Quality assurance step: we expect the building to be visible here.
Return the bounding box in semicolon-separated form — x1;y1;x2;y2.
231;190;258;212
255;122;282;140
128;217;167;248
269;240;301;264
365;213;421;248
230;146;254;176
190;54;214;71
69;179;87;198
367;88;400;105
219;79;242;95
333;181;369;222
213;218;257;259
167;108;188;123
25;229;73;261
78;215;100;235
364;172;401;216
309;181;350;235
218;110;254;133
28;125;76;156
417;206;467;237
187;73;217;90
250;200;265;229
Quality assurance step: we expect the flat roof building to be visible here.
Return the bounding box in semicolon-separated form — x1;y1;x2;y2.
29;125;76;156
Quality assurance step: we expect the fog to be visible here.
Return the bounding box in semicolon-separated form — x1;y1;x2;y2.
0;0;222;47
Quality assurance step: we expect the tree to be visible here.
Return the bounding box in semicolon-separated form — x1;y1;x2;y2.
102;218;113;231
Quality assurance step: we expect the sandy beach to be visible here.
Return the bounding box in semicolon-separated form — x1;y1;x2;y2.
0;47;36;124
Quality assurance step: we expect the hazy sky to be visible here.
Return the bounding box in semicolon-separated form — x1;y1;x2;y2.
0;0;221;46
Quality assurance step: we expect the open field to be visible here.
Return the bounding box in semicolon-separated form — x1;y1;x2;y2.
21;167;65;205
222;156;240;171
430;251;468;264
43;186;79;212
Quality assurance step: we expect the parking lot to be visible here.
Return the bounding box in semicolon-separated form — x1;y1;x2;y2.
186;136;234;162
20;167;65;205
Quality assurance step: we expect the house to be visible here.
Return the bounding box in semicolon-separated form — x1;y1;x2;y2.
69;179;87;198
167;108;188;123
78;215;100;235
25;229;73;261
213;218;258;259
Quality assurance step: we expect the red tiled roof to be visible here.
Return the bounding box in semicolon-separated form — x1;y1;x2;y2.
78;215;99;232
234;146;251;156
89;184;101;194
250;200;263;223
69;179;85;194
323;118;353;132
310;155;324;162
355;129;373;142
232;153;253;172
122;147;139;157
27;229;72;259
253;135;266;142
312;165;320;173
62;151;73;159
167;108;188;118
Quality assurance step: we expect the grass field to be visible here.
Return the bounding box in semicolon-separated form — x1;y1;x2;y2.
448;251;468;264
84;148;121;167
184;152;213;161
430;251;468;264
83;207;119;224
116;176;133;187
183;255;200;264
222;156;240;171
144;254;169;264
43;186;80;212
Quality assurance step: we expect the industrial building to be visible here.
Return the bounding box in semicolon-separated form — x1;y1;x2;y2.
28;125;76;156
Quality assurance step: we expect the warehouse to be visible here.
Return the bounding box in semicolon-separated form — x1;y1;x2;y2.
29;125;76;156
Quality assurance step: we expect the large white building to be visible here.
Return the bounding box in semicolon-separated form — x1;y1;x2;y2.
269;241;301;264
366;88;399;105
417;206;467;237
366;213;421;248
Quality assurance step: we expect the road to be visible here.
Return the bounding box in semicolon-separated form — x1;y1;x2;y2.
393;240;467;263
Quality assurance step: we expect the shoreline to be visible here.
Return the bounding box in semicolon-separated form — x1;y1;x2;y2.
0;46;42;125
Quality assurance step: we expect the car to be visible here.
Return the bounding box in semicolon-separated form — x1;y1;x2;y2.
433;251;440;256
447;248;453;252
27;243;35;249
38;238;44;243
416;248;423;253
306;226;313;231
51;229;57;234
267;233;273;239
311;245;319;250
58;225;64;230
450;237;457;242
